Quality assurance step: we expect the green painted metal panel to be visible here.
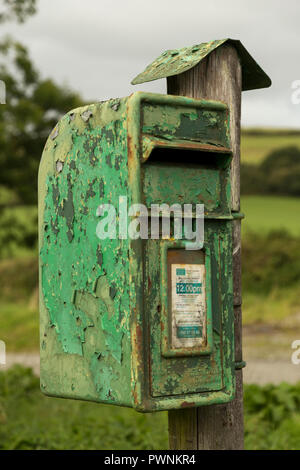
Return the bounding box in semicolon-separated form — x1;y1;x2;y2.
39;97;133;407
131;39;271;91
143;221;234;403
143;164;231;215
39;91;235;412
142;100;230;146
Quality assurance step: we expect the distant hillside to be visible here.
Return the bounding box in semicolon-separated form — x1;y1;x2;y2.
241;128;300;165
242;128;300;137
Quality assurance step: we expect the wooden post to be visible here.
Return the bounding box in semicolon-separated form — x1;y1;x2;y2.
167;44;244;450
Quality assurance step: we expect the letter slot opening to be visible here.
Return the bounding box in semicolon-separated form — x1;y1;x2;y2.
144;145;232;169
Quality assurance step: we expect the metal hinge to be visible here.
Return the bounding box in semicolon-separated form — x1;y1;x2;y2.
235;360;246;370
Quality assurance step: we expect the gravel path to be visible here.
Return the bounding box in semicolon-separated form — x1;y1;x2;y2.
1;353;40;376
243;359;300;385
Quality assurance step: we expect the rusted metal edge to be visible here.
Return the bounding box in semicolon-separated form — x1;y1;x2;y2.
131;39;271;91
142;136;232;163
231;212;245;219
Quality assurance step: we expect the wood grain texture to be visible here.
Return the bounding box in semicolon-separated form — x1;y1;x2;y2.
168;408;198;450
196;370;244;450
167;44;244;450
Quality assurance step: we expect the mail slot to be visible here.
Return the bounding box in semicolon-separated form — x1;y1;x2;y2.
39;91;235;411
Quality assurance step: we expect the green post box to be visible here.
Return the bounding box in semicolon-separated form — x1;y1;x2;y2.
39;91;236;411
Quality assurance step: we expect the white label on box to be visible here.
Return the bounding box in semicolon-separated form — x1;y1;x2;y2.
171;264;206;349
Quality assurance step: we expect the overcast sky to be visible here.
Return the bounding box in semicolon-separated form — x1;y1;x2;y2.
3;0;300;127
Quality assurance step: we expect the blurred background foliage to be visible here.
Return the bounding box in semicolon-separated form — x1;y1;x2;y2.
0;0;300;451
241;145;300;196
0;0;84;259
0;36;83;207
1;366;300;450
0;0;36;24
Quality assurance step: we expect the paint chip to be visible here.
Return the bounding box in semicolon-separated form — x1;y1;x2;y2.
56;160;64;173
110;99;120;111
50;125;59;140
81;110;93;122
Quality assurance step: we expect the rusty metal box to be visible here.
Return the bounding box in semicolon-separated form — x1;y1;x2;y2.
39;91;235;411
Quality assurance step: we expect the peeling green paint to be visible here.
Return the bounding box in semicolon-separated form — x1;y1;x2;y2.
131;38;272;91
39;91;235;412
39;97;132;405
142;101;229;146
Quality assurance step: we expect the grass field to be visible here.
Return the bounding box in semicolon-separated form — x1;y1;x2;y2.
241;197;300;324
241;195;300;236
0;255;38;351
241;131;300;165
243;288;300;325
0;303;39;351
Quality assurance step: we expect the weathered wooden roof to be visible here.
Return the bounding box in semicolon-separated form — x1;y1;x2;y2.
131;39;271;91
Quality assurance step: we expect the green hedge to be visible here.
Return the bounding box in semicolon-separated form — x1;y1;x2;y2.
242;230;300;294
1;366;300;449
241;146;300;196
